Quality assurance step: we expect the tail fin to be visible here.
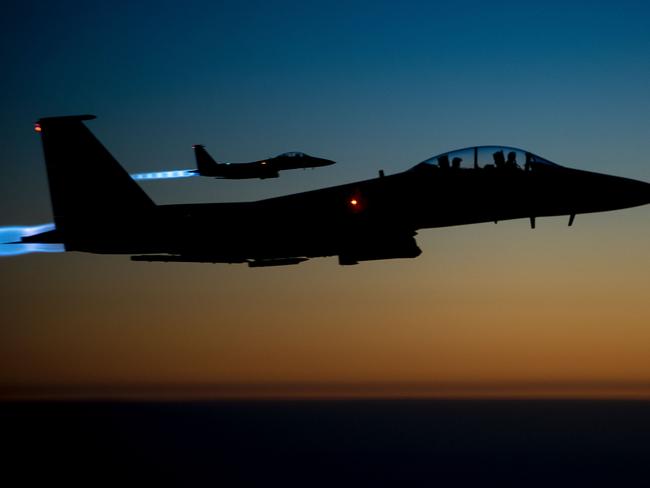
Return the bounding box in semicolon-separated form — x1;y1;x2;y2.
36;115;155;248
192;144;220;176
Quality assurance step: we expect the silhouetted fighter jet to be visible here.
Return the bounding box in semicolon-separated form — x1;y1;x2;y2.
191;144;335;179
23;115;650;267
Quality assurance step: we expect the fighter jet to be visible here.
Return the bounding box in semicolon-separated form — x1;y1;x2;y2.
191;144;335;179
22;115;650;267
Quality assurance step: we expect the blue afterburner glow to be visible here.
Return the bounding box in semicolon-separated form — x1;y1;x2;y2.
1;167;197;257
0;165;197;257
1;167;196;257
0;243;64;256
131;169;197;180
0;223;63;256
0;223;56;243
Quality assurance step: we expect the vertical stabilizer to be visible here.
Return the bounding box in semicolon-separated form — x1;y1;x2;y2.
36;115;156;248
192;144;220;176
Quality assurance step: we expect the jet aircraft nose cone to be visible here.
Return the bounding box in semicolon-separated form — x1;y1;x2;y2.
580;171;650;213
628;178;650;201
644;183;650;203
617;177;650;208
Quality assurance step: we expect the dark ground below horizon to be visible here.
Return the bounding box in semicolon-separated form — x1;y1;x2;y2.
2;399;649;486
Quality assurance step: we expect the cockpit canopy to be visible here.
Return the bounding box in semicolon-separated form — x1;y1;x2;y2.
410;146;562;172
278;151;307;158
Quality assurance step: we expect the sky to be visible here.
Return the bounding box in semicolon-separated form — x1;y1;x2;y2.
1;0;650;399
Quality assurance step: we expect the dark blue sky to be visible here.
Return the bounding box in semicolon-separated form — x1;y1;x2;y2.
3;0;650;219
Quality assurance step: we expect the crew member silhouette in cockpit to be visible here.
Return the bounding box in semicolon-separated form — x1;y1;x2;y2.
493;150;506;169
525;153;534;172
506;151;518;169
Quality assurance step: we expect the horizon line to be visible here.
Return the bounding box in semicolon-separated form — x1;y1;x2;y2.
4;380;650;401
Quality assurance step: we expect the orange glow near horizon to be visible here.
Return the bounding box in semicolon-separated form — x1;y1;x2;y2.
2;215;650;401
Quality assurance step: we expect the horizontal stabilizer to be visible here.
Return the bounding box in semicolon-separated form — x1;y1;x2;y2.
131;254;309;266
20;229;63;244
131;254;246;264
37;114;96;124
247;257;308;267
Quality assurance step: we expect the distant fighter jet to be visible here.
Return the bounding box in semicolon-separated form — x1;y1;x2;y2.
22;115;650;267
191;144;335;179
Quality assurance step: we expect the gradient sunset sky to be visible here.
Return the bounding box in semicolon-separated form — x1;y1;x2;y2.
2;0;650;399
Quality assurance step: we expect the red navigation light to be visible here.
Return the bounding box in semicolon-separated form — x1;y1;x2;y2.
34;123;42;133
348;195;364;212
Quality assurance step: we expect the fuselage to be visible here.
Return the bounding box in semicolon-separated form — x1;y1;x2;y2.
196;153;335;179
79;159;650;262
